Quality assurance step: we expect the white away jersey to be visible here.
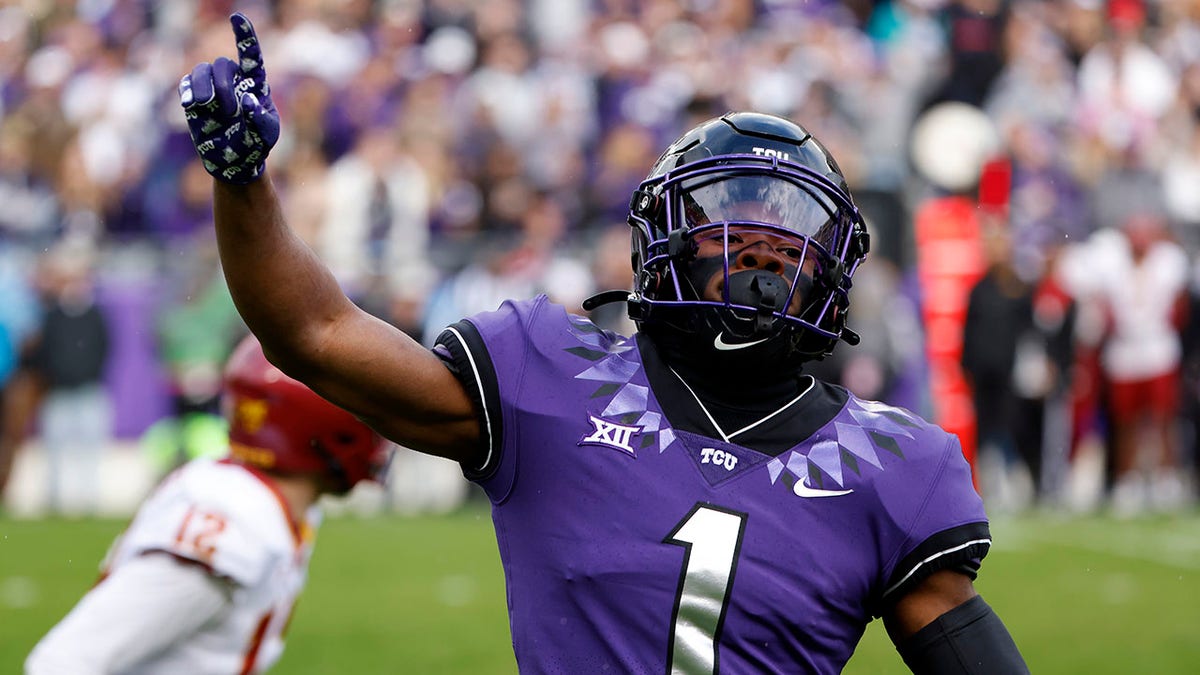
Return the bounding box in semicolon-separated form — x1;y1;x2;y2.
93;459;317;674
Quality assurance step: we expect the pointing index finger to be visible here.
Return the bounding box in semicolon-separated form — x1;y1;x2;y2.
230;12;265;81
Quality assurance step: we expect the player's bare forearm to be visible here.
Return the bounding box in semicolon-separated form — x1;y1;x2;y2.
211;176;482;460
213;175;350;357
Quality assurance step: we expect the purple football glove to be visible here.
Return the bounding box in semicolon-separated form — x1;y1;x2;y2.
178;13;280;185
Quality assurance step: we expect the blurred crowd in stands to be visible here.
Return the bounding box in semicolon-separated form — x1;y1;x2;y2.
1;0;1200;519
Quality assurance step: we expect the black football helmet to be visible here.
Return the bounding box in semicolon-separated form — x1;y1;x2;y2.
624;111;869;370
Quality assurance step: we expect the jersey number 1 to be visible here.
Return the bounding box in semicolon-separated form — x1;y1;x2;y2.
664;503;747;675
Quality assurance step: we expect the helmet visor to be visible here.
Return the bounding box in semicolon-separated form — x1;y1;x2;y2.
678;174;841;248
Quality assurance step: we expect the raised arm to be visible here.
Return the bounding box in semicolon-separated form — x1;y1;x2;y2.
178;14;481;464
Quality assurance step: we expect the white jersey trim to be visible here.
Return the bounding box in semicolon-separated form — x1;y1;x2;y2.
884;538;993;598
444;325;494;473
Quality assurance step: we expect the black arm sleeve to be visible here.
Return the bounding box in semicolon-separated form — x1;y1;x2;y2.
897;596;1030;675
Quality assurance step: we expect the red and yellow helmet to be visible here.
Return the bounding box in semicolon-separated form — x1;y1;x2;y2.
221;335;391;493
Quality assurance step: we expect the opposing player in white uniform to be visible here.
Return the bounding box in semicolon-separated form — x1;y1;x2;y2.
26;335;392;675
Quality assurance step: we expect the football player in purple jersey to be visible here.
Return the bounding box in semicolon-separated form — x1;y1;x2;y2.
179;13;1028;674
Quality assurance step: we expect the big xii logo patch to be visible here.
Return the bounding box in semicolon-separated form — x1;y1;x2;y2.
580;415;642;456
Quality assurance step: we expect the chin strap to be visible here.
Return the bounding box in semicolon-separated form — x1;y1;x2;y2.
309;439;351;494
749;275;778;333
726;270;789;336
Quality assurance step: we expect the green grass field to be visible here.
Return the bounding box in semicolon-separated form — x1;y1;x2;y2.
3;508;1199;673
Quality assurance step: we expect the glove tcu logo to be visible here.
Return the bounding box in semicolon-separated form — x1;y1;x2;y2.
178;12;279;186
234;77;256;97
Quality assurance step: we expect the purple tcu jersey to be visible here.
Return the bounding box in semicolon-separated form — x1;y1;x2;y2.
435;296;991;674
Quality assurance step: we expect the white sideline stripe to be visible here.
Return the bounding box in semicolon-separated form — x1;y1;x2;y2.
884;538;992;598
445;326;494;474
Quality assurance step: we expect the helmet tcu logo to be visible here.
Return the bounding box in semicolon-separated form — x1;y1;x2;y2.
751;147;790;161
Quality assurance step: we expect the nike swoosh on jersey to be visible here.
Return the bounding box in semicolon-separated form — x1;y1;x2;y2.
793;479;854;498
713;333;769;351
